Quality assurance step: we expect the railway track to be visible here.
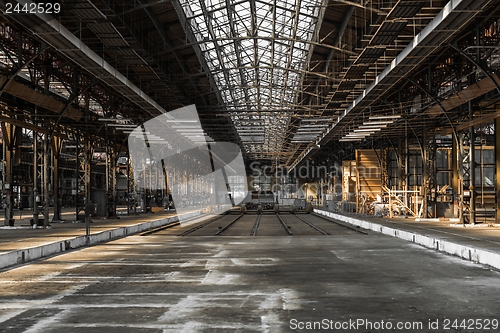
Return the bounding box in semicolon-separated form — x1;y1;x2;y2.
215;214;244;235
139;213;213;236
292;214;330;235
250;214;262;236
143;211;367;236
276;214;293;235
311;213;368;235
177;214;238;236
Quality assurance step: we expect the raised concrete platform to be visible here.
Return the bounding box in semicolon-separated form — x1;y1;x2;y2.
0;208;201;270
315;208;500;270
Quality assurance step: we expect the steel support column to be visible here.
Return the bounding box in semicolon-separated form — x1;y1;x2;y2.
32;130;42;225
381;148;389;192
160;159;171;210
495;117;500;223
51;136;63;222
422;131;429;218
43;132;50;227
469;119;476;224
399;139;408;211
452;136;459;218
458;126;475;224
106;143;117;218
2;122;14;226
127;152;137;215
76;133;91;221
423;135;437;218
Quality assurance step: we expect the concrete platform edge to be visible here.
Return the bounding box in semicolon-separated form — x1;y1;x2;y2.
0;211;200;270
314;209;500;270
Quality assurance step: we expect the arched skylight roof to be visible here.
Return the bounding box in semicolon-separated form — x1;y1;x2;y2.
178;0;324;157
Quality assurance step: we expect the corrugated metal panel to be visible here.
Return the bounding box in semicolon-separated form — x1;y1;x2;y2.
387;1;424;19
356;149;381;203
337;81;357;91
342;160;356;202
88;23;128;47
331;91;349;101
354;47;386;65
71;0;106;20
370;20;408;46
343;64;369;80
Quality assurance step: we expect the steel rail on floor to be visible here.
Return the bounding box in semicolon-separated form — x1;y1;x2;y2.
215;214;244;236
177;214;228;236
250;214;262;236
312;213;368;235
276;214;293;235
140;213;206;236
292;214;330;235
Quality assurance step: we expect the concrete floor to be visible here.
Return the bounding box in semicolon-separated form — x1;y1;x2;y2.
1;225;499;332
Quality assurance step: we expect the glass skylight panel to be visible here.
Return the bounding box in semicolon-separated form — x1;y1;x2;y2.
179;0;323;154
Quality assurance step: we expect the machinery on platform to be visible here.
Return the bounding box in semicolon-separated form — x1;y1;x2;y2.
291;199;313;213
241;191;278;213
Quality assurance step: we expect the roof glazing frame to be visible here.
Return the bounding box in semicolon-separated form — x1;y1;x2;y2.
178;0;325;158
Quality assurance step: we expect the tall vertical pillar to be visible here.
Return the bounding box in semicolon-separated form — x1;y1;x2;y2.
423;134;437;218
2;122;14;226
75;133;82;220
381;148;389;190
33;130;41;225
127;152;137;214
495;117;500;223
452;135;459;218
76;133;91;221
106;143;117;218
160;158;170;210
458;103;476;224
458;128;475;224
52;136;63;221
143;161;149;213
84;133;91;238
399;139;409;212
43;132;50;227
422;132;429;218
468;112;476;224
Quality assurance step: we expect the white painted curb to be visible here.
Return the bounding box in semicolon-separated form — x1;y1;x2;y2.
314;209;500;270
0;211;200;270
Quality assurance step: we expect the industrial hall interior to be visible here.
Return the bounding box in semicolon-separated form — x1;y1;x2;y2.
1;0;500;332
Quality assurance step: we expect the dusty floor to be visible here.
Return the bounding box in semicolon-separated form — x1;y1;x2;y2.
0;221;499;332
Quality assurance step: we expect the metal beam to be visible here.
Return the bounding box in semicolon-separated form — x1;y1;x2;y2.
8;2;169;117
136;0;207;106
290;0;493;170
